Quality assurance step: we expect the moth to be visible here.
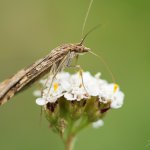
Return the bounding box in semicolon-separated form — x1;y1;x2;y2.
0;0;116;106
0;0;97;105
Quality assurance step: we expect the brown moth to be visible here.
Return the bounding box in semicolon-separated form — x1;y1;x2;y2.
0;44;91;105
0;0;95;105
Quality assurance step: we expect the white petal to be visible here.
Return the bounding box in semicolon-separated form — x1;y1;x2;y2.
64;93;76;100
61;81;71;91
36;98;47;106
111;91;124;109
95;72;101;78
47;97;58;103
92;120;104;128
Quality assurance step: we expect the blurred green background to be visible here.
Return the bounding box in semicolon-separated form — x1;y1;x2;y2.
0;0;150;150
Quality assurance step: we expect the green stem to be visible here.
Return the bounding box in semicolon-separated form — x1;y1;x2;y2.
64;135;75;150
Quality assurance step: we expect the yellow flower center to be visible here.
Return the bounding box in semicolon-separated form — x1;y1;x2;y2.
53;83;59;92
114;83;118;93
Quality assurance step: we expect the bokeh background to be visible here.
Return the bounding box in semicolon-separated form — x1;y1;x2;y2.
0;0;150;150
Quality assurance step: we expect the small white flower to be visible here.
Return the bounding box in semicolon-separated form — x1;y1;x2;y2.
92;120;104;128
41;83;64;103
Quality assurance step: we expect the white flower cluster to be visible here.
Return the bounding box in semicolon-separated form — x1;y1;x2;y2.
34;72;124;109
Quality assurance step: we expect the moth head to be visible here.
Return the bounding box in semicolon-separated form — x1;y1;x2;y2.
72;43;90;54
71;24;101;54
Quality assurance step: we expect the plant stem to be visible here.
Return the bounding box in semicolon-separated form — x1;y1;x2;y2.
65;135;75;150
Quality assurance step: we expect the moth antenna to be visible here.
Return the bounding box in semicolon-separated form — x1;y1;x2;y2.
80;24;101;45
81;0;94;39
89;50;116;83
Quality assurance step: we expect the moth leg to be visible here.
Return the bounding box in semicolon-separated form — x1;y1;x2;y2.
79;68;88;94
77;66;89;95
39;65;56;122
46;52;71;98
41;63;56;96
46;65;58;98
67;64;89;95
66;56;86;90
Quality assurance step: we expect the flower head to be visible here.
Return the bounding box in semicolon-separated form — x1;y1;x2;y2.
34;71;124;136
